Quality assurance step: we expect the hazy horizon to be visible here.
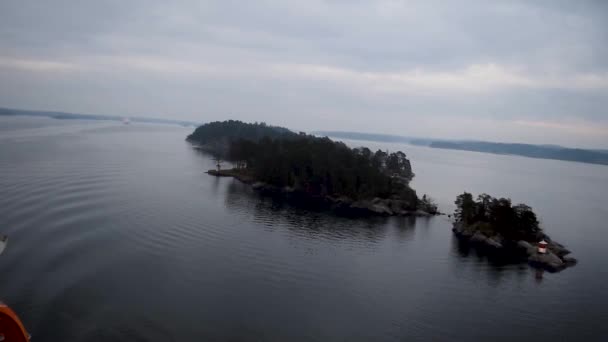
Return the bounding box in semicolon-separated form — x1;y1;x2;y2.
1;1;607;148
3;104;608;151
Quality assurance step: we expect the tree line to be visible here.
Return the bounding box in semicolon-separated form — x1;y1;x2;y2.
228;135;417;202
454;192;542;241
188;120;424;206
186;120;295;146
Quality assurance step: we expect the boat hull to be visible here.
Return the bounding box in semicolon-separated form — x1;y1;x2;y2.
0;302;30;341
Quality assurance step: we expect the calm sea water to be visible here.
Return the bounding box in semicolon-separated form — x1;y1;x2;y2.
0;116;606;341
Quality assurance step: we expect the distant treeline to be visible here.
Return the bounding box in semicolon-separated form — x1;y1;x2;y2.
315;131;608;166
429;141;608;165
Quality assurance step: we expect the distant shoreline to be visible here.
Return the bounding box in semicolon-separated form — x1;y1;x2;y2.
0;107;199;127
5;108;605;166
316;131;608;166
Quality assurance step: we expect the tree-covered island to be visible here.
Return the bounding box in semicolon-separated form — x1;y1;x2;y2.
187;120;439;216
452;192;577;272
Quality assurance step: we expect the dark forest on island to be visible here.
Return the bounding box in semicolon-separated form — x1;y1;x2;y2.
187;120;438;214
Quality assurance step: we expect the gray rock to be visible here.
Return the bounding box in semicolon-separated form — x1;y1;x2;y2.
563;256;578;266
517;240;537;256
529;251;564;271
351;200;372;210
371;203;393;215
517;240;533;249
346;199;393;215
282;186;296;193
331;196;353;206
337;196;353;205
471;231;488;243
251;182;265;190
452;224;576;272
251;182;279;193
467;232;503;249
413;210;431;217
388;199;405;212
548;242;571;257
485;236;503;249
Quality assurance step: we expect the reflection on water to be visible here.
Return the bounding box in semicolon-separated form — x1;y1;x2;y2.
450;236;525;266
450;236;531;287
226;174;551;288
224;180;430;244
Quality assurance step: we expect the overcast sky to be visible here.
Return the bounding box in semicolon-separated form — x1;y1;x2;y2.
1;1;607;148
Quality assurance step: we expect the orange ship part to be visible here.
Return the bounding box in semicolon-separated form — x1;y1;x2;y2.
0;302;30;341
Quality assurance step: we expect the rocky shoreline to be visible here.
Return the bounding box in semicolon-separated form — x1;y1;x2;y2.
452;222;577;272
207;169;437;217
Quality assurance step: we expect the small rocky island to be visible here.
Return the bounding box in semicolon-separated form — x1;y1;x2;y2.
452;192;577;272
187;120;439;217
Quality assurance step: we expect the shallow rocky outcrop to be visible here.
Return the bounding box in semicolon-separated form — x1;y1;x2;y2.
516;240;537;255
528;251;565;272
207;169;439;217
351;199;393;215
453;221;577;272
208;169;254;183
251;182;265;189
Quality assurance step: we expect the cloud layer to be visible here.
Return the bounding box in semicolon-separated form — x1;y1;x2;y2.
1;0;607;147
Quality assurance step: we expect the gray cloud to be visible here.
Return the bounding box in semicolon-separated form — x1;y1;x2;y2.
1;0;607;147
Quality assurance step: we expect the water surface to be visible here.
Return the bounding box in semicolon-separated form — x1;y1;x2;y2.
0;116;606;341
